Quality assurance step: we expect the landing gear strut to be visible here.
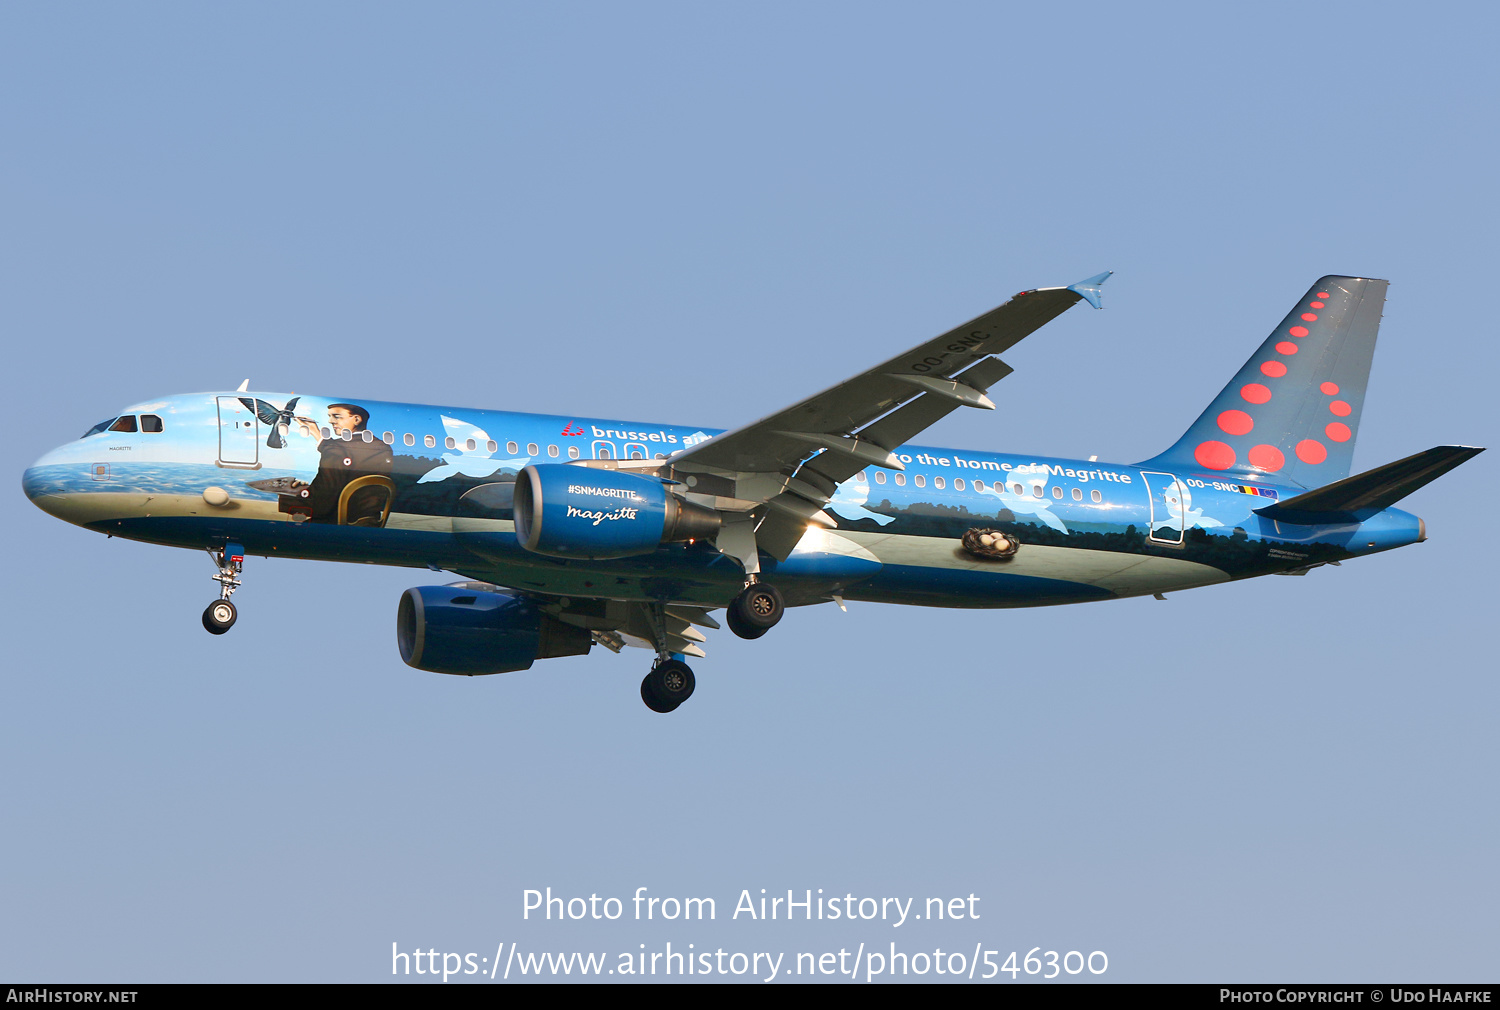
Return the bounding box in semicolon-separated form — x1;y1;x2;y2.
727;581;783;640
202;543;244;635
640;658;696;713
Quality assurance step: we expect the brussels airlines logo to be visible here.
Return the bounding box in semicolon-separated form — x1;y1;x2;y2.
561;423;586;437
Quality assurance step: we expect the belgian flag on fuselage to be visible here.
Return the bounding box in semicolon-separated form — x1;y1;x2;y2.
1134;275;1386;489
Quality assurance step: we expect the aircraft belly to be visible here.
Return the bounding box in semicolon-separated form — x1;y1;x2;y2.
840;531;1227;602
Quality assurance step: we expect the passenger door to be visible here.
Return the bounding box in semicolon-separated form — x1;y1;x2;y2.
1140;470;1186;545
216;397;260;467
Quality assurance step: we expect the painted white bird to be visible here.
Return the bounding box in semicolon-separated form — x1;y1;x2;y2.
417;415;530;484
976;473;1069;534
827;478;896;526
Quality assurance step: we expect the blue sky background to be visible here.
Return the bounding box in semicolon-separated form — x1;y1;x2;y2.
2;3;1495;983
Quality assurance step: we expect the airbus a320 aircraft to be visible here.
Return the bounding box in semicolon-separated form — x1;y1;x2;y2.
23;274;1482;712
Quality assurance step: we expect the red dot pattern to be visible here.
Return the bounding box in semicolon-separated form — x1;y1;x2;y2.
1192;290;1355;475
1194;441;1236;470
1296;439;1327;464
1248;444;1285;471
1218;410;1254;435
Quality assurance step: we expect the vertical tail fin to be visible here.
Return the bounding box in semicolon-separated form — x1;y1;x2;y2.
1134;275;1387;488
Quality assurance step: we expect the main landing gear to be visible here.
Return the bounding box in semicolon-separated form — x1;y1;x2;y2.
726;581;784;640
202;543;244;635
640;658;696;714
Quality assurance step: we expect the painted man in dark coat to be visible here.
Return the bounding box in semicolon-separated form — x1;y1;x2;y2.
285;403;395;525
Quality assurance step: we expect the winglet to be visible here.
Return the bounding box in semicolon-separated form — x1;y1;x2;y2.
236;379;249;392
1067;271;1112;309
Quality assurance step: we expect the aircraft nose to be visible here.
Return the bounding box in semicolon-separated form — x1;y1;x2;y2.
22;444;91;524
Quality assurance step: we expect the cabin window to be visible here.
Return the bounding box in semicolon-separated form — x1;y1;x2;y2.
361;430;373;442
140;414;164;433
486;440;497;453
568;445;580;459
109;416;138;433
894;473;906;486
548;444;559;457
1052;485;1063;499
466;438;476;451
404;433;415;446
1091;489;1102;503
655;452;667;459
381;431;394;444
445;437;456;449
856;471;867;483
914;475;926;488
875;471;887;484
973;480;985;491
322;427;334;440
1072;487;1083;500
934;476;946;489
424;434;435;448
1012;483;1023;495
81;418;116;438
955;478;966;491
506;441;518;455
1032;485;1042;498
527;443;539;456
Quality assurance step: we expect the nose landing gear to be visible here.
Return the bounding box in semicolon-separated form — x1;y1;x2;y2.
727;581;784;640
202;543;244;635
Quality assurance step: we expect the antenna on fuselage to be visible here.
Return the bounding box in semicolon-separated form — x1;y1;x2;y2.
236;379;249;392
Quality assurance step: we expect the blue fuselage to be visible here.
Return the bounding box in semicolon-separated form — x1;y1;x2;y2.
23;391;1425;610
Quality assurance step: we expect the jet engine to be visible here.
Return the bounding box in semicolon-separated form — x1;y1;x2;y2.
396;584;592;676
512;464;719;560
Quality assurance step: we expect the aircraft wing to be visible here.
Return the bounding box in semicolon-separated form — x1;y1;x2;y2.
667;273;1109;563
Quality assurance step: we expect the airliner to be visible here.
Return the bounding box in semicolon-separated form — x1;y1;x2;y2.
23;273;1481;712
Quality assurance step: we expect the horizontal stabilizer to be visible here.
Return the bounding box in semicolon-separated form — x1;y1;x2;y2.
1255;445;1484;524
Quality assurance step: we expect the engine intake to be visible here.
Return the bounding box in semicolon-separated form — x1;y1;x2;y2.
513;464;719;560
397;584;591;676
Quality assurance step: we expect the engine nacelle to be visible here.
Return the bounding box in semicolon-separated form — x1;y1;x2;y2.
513;464;719;560
396;584;591;676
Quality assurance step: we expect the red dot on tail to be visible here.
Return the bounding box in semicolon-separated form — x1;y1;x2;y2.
1329;400;1351;416
1296;439;1327;464
1289;326;1309;337
1277;341;1298;355
1317;291;1330;299
1261;361;1287;377
1218;410;1254;435
1248;444;1285;471
1326;422;1352;442
1310;301;1325;309
1301;313;1318;322
1194;441;1236;470
1320;381;1339;395
1240;383;1272;404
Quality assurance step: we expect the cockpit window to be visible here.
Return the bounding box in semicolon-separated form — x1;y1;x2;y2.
109;416;138;433
141;414;164;433
81;418;117;438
